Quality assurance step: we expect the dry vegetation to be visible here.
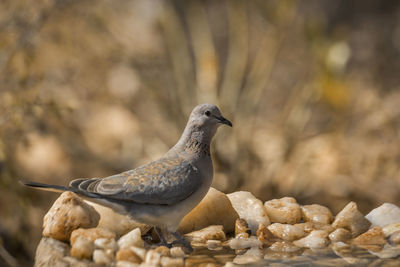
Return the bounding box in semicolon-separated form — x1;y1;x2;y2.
1;0;400;265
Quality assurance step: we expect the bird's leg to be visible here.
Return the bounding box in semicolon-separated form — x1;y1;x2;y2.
154;227;173;248
171;231;193;253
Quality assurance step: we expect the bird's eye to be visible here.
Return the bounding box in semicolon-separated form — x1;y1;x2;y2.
205;110;211;117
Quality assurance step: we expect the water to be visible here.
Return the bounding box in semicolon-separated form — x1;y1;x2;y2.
186;244;400;267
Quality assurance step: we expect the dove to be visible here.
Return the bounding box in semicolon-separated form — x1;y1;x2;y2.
22;103;232;251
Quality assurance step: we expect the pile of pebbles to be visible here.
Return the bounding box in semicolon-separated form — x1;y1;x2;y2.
35;188;400;266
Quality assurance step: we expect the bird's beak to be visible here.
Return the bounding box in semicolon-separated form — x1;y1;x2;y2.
216;116;233;127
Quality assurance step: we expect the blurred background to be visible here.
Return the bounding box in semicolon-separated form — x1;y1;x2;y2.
1;0;400;265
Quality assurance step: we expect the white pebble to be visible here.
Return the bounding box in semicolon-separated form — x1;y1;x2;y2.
293;230;329;249
228;191;270;234
267;223;306;241
264;197;301;224
366;203;400;228
94;238;118;251
160;256;184;267
229;236;262;249
93;249;113;264
118;228;144;249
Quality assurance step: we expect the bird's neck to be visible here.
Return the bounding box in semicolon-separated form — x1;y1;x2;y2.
173;125;215;156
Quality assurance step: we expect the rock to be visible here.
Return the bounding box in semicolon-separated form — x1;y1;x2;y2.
179;187;239;233
161;256;184;267
365;203;400;228
35;237;69;266
382;223;400;237
388;230;400;245
170;247;185;258
369;244;400;259
145;249;161;266
269;241;300;253
264;197;301;224
116;261;140;267
256;224;275;246
331;202;371;237
70;236;95;259
233;247;262;264
184;225;226;243
293;230;329;249
118;228;144;249
352;226;386;252
267;223;306;241
227;191;270;234
70;227;116;246
301;204;333;224
94;237;118;252
206;240;222;250
329;228;352;243
87;201;151;237
154;246;170;256
42;192;100;241
129;246;147;261
235;219;250;237
116;248;142;263
228;236;262;249
93;249;113;264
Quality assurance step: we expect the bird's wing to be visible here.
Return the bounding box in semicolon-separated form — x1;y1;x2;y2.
70;155;203;205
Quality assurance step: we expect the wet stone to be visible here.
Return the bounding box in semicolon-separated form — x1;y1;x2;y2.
332;201;371;237
329;228;352;243
366;203;400;228
267;223;306;241
264;197;301;224
93;249;113;265
228;236;262;249
116;248;143;263
269;241;301;253
388;230;400;245
293;230;329;249
235;218;250;237
257;223;275;246
70;236;95;259
185;225;226;243
301;204;333;225
118;228;144;249
352;226;386;252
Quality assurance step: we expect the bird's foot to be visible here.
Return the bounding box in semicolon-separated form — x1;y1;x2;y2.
172;232;193;253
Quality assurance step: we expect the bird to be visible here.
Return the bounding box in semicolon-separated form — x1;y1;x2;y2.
22;103;232;252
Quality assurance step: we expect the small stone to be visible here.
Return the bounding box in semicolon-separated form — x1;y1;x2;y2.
129;246;147;260
331;202;371;237
235;232;249;239
301;204;333;224
160;256;184;267
116;248;142;263
382;223;400;237
184;225;226;243
93;249;113;264
42;192;100;241
206;240;222;250
269;241;300;253
267;223;306;241
329;228;351;243
154;246;170;256
293;230;329;249
366;203;400;228
228;236;262;249
145;249;161;265
70;236;94;259
94;237;118;251
256;224;275;246
87;202;151;237
369;244;400;259
233;247;262;264
264;197;301;224
34;237;70;266
352;226;386;252
70;227;115;246
118;228;144;249
170;247;185;258
388;230;400;245
228;191;270;234
116;261;140;267
235;219;250;237
179;187;239;233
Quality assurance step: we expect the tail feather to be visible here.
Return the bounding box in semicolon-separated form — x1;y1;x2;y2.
20;180;100;199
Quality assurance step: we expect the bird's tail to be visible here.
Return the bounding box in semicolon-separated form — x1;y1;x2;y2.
20;180;76;194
